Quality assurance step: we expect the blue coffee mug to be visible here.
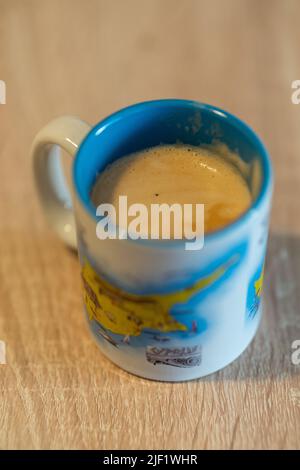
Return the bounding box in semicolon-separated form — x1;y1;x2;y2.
31;99;273;381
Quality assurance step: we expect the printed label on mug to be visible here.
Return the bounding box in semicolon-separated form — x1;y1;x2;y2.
246;263;265;321
81;255;240;347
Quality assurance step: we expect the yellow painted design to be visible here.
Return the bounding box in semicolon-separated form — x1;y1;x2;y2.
82;258;233;336
254;266;264;297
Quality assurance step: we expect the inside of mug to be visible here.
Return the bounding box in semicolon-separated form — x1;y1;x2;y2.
74;100;271;218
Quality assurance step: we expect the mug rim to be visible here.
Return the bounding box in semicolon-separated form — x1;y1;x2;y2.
73;99;273;246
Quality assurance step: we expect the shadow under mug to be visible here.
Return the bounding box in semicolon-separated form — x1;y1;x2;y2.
31;99;273;381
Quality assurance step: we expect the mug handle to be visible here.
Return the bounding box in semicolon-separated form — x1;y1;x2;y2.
31;116;91;249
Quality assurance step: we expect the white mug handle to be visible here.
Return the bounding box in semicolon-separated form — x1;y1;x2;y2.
31;116;91;249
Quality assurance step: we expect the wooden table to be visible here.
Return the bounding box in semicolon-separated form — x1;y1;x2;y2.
0;0;299;450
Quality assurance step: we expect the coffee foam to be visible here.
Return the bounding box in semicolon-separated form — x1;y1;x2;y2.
91;144;252;235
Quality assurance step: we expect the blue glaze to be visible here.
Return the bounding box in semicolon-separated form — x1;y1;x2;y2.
73;99;273;245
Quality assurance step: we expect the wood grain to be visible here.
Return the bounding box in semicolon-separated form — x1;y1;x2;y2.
0;0;300;450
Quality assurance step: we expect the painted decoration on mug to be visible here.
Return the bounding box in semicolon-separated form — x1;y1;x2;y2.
146;345;202;368
246;263;264;320
81;255;237;338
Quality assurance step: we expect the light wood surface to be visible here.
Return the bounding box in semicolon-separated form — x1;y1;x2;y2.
0;0;300;450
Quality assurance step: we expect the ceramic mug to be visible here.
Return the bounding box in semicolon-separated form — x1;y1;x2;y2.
31;99;273;381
